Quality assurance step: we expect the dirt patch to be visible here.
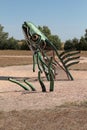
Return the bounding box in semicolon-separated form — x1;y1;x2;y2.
0;52;87;130
0;106;87;130
0;56;33;67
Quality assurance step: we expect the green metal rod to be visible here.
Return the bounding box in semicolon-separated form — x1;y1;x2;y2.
48;57;54;91
60;51;80;60
38;52;50;81
38;71;46;92
33;54;36;72
37;52;43;73
8;78;29;90
46;40;74;80
24;79;36;91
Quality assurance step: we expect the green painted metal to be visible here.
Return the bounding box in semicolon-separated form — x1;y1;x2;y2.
22;21;80;91
38;71;46;92
8;78;36;91
8;78;29;90
8;21;80;92
24;79;36;91
66;61;79;68
60;51;80;60
48;57;54;91
64;56;80;64
58;50;80;80
45;39;75;80
59;50;80;57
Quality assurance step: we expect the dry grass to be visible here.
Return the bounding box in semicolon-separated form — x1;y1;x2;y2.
69;63;87;70
59;100;87;108
0;50;87;69
0;50;32;56
0;50;33;67
0;57;33;67
81;51;87;57
0;50;87;56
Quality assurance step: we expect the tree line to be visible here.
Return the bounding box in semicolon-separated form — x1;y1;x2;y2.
64;29;87;50
0;24;61;50
0;24;87;50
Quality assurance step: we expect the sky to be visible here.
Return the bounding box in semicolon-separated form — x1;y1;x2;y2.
0;0;87;42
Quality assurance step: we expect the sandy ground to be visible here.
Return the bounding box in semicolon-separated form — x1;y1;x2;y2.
0;65;87;111
0;57;87;130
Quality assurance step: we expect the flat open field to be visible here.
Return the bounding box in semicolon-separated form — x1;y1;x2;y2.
0;50;87;130
0;50;87;69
